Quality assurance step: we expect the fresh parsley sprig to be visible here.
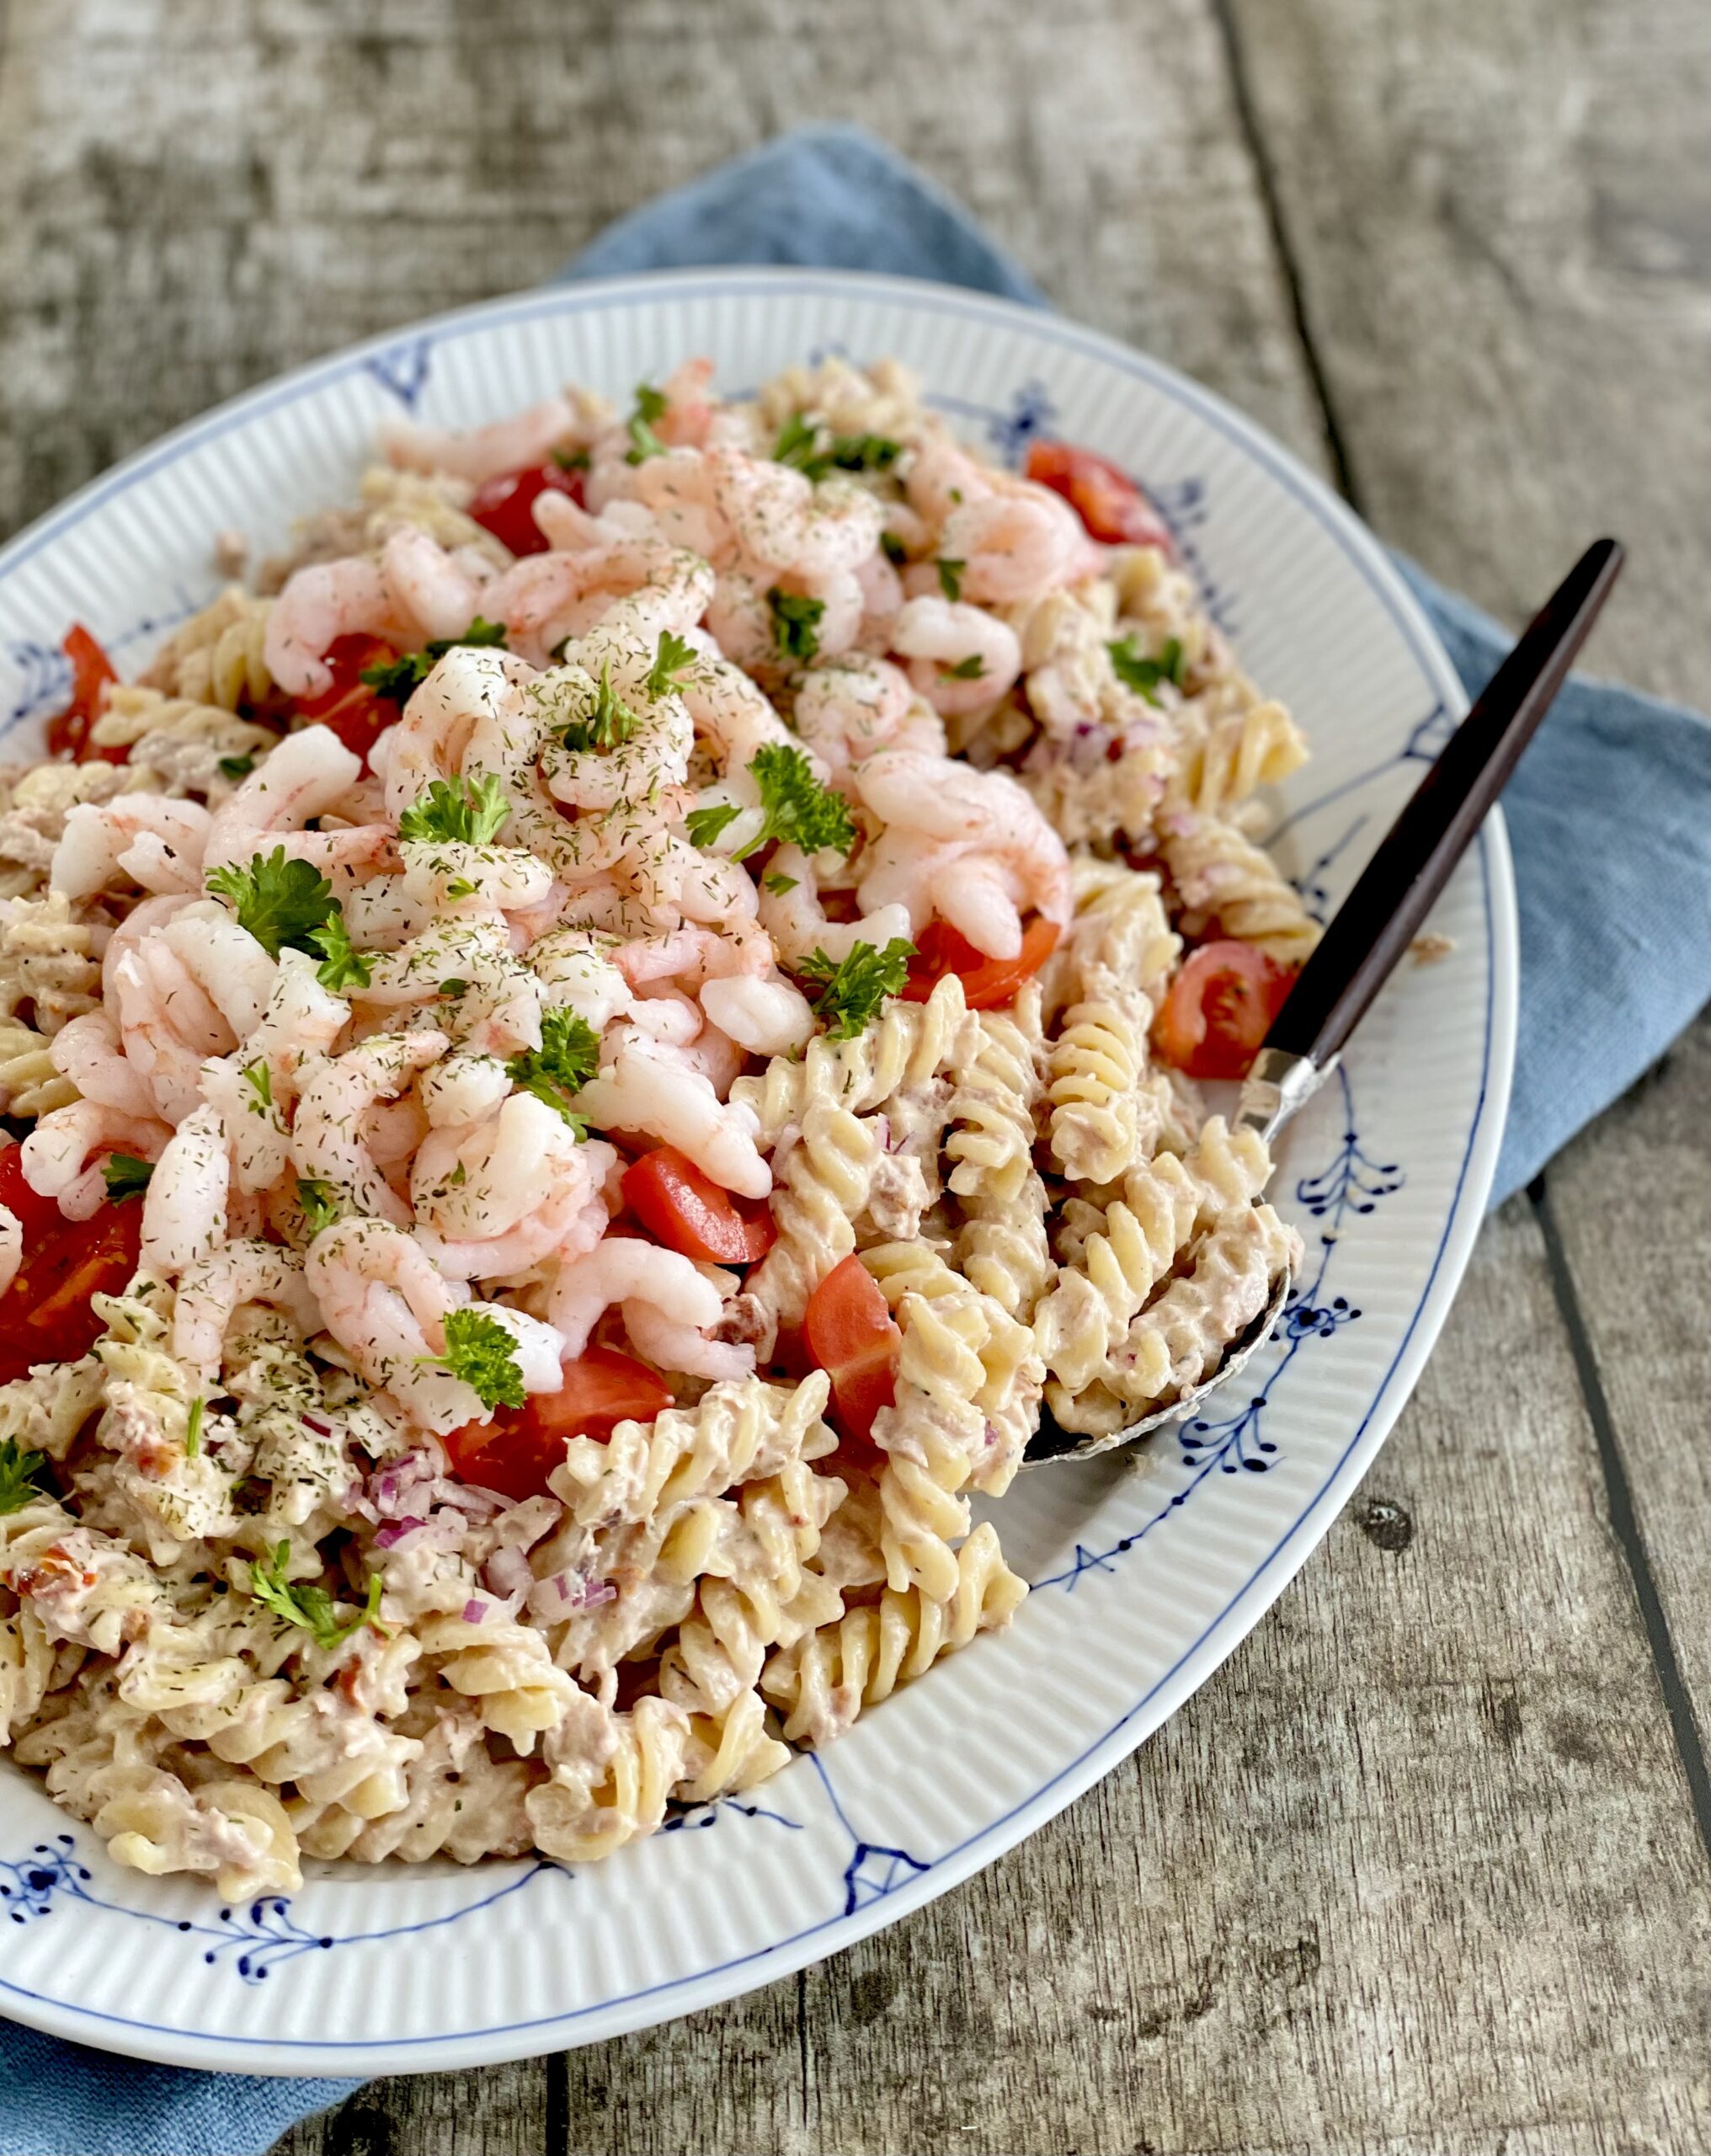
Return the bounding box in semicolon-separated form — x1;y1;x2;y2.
771;414;902;483
102;1152;154;1203
309;909;374;994
685;801;743;851
643;630;697;698
397;773;511;847
506;1006;600;1133
936;558;966;601
206;849;335;960
241;1060;274;1116
766;587;826;664
738;744;856;862
296;1177;344;1237
1106;633;1186;705
424;1308;527;1412
624;384;669;465
558;665;638;755
943;653;986;680
248;1540;386;1652
795;937;916;1041
358;616;508;703
0;1438;50;1517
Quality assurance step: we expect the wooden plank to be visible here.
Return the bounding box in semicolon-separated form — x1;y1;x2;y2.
1219;0;1711;708
276;2066;548;2156
1546;1011;1711;1744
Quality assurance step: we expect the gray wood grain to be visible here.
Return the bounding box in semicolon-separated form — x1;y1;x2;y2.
1;0;1706;2150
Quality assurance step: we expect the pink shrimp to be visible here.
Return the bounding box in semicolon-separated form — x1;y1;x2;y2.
381;395;579;485
888;595;1022;717
48;1011;157;1121
903;435;995;526
204;725;396;878
546;1238;753;1382
290;1029;448;1225
172;1241;322;1381
21;1100;172;1216
792;656;915;774
51;796;211;901
937;492;1076;605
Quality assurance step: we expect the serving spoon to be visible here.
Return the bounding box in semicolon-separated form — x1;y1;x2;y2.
1025;536;1624;1466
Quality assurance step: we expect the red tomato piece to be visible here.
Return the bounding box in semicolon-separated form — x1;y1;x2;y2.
1025;440;1175;553
466;462;586;558
46;624;122;762
445;1347;671;1501
621;1145;777;1265
0;1141;70;1245
0;1200;144;1382
293;632;402;767
1152;940;1298;1081
902;916;1060;1011
803;1254;902;1459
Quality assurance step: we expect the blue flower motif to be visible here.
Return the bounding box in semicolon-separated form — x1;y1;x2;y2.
984;380;1058;466
1405;701;1455;761
362;336;434;411
204;1897;334;1983
662;1796;802;1834
1293;813;1371;923
842;1841;930;1916
1;1835;90;1922
3;639;72;734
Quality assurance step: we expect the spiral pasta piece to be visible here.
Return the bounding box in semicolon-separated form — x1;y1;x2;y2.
1175;698;1309;817
731;973;969;1143
1161;813;1321;963
141;587;276;712
1114;1201;1300;1409
745;1097;884;1330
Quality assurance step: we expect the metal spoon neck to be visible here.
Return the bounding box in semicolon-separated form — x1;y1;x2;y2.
1235;1046;1330;1145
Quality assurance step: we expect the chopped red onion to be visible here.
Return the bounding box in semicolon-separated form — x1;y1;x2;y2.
373;1518;426;1549
301;1413;333;1438
461;1598;488;1624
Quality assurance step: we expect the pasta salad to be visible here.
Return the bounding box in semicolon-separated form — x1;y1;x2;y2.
0;355;1310;1894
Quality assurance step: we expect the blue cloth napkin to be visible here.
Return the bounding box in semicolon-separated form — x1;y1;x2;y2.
7;120;1708;2156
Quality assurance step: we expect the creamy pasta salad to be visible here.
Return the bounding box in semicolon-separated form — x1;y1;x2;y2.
0;356;1312;1894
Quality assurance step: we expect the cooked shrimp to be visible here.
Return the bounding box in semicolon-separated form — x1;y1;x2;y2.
707;449;882;579
854;750;1072;959
410;1092;588;1241
903;435;995;526
851;547;903;651
757;845;914;967
674;651;798;772
204;725;396;878
159;902;279;1040
698;974;814;1058
379;524;486;642
792;656;915;773
21;1100;172;1210
536;659;694;821
937;492;1075;605
49;1011;158;1121
418;1053;513;1129
889;595;1022;717
171;1241;321;1380
109;937;232;1125
413;1174;610;1283
0;1207;20;1297
264;558;400;700
381;394;579;485
242;949;352;1094
397;839;554;917
524;935;636;1032
51;797;211;901
703;573;776;674
546;1239;753;1382
573;1037;770;1198
200;1054;291;1195
290;1029;448;1225
139;1103;230;1274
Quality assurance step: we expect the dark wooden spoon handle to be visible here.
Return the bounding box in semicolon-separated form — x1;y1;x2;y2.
1264;538;1623;1069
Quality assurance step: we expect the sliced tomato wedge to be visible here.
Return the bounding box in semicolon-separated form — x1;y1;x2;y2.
621;1145;776;1266
903;916;1059;1011
45;624;122;762
445;1347;671;1501
1025;440;1175;552
804;1254;901;1460
291;632;402;769
1152;939;1298;1081
466;462;586;558
0;1198;144;1382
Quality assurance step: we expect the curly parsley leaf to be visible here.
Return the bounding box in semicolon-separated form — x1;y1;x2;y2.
644;630;697;699
241;1060;274;1116
880;531;908;568
358;616;509;702
624;383;669;465
248;1540;386;1651
426;1308;527;1413
943;653;986;680
309;909;374;995
397;772;511;847
763;871;798;896
1106;633;1186;705
558;665;638;755
216;753;255;782
796;937;917;1042
296;1177;344;1237
506;1006;601;1133
685;800;743;851
552;446;590;472
739;744;857;862
0;1438;50;1517
102;1152;154;1203
766;587;825;664
935;558;965;601
206;849;336;960
772;414;902;482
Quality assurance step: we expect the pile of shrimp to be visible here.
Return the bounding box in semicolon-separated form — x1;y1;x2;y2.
10;359;1095;1431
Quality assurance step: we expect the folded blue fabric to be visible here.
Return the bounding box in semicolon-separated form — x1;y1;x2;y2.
7;120;1707;2156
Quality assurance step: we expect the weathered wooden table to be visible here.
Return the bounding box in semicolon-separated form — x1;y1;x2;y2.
2;3;1706;2148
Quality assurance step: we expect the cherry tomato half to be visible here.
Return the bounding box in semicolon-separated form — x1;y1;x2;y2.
903;916;1060;1011
445;1347;671;1501
621;1145;777;1266
803;1254;901;1460
293;632;402;769
45;625;122;762
1152;939;1298;1081
0;1195;144;1383
466;462;586;558
1025;440;1175;553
